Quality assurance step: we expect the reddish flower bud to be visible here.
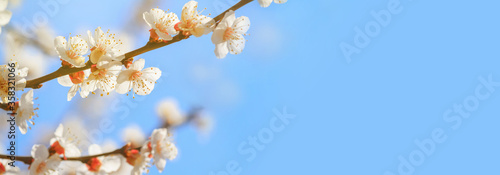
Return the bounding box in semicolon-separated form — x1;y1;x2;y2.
125;149;140;166
49;141;66;159
174;22;181;31
149;29;160;41
122;58;134;69
86;157;102;172
91;64;98;73
69;71;85;84
61;59;74;68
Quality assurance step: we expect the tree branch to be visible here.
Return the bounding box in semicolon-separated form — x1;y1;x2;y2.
0;0;251;166
0;107;202;165
25;0;254;89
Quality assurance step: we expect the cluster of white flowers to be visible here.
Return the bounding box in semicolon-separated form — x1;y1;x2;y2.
0;62;37;134
124;128;178;174
143;1;254;59
54;0;287;100
26;125;178;175
0;0;288;173
0;0;12;35
55;28;162;101
29;124;79;175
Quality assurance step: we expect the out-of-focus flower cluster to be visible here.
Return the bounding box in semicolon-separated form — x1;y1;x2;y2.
21;124;178;175
0;0;287;174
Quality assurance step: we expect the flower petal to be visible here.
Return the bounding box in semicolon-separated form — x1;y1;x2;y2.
67;85;78;101
232;16;250;34
214;42;229;59
0;10;12;26
32;144;49;159
57;75;73;87
258;0;273;7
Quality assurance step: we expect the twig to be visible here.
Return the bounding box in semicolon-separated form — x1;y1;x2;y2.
25;0;254;89
0;108;201;164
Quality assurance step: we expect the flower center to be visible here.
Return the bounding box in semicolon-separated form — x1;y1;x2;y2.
66;50;79;60
0;76;8;96
91;68;108;80
130;71;142;81
155;23;170;35
179;19;196;35
223;27;236;41
49;141;66;158
87;158;102;172
90;47;106;64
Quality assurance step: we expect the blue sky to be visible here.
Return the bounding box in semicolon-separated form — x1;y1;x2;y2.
2;0;500;174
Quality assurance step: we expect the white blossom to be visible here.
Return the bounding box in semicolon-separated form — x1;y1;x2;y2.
211;10;250;58
49;124;81;159
57;69;91;101
0;158;20;174
54;35;89;68
29;144;61;175
121;125;146;148
128;144;151;175
258;0;287;8
156;99;184;126
81;55;122;97
15;89;36;134
0;0;12;35
115;58;161;95
150;128;178;173
76;144;121;175
0;62;28;103
177;1;215;37
143;8;179;41
87;27;122;64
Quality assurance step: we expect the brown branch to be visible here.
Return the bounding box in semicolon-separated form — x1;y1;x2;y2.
25;0;254;89
0;0;252;166
0;108;202;165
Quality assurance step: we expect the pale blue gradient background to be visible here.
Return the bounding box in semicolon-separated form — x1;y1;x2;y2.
2;0;500;174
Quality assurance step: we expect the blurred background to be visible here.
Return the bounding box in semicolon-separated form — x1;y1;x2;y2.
2;0;500;174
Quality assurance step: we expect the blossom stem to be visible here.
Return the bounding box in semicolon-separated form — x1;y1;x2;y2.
24;0;254;89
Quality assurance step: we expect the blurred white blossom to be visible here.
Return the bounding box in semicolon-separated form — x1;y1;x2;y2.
77;144;121;175
121;125;146;148
156;99;185;126
0;0;12;35
0;158;20;174
49;124;82;159
29;144;61;175
149;128;178;172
